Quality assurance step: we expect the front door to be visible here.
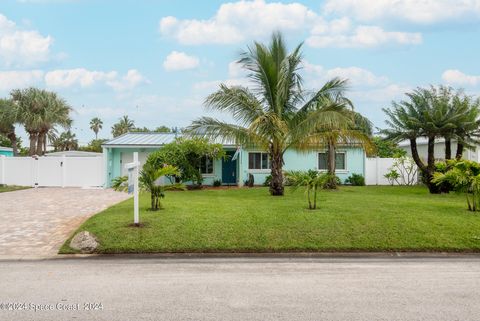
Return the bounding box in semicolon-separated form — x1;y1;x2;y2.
222;151;237;185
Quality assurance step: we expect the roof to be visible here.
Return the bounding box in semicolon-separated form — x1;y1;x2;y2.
0;146;13;152
398;137;457;147
45;151;103;157
102;132;237;147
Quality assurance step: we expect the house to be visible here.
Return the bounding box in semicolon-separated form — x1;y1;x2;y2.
0;147;13;157
102;132;367;187
398;138;480;162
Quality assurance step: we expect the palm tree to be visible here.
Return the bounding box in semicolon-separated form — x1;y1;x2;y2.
0;98;19;156
53;130;78;151
90;117;103;139
10;88;72;156
139;163;185;210
451;94;480;160
111;115;135;137
284;170;329;209
187;33;351;196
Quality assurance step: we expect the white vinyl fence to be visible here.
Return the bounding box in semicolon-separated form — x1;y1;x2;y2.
0;156;104;187
365;157;419;185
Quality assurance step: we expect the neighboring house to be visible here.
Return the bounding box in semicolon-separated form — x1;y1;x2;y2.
0;147;13;157
399;138;480;162
102;132;367;187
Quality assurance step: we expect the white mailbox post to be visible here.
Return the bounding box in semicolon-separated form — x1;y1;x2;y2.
125;152;140;226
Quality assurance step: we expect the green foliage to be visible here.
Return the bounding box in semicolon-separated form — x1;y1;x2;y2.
345;173;365;186
371;136;406;158
78;139;108;153
111;176;128;192
213;179;222;187
111;115;135;137
139;163;185;211
285;170;329;209
146;137;225;186
384;170;400;186
263;175;272;187
433;159;480;211
89;117;103;139
52;130;78;151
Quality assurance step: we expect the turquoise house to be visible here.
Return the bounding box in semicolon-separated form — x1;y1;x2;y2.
0;147;13;157
102;132;366;187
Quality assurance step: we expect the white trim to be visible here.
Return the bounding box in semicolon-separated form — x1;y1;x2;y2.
247;151;271;170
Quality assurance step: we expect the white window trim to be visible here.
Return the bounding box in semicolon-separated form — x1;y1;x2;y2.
247;151;271;171
317;151;348;172
200;156;215;176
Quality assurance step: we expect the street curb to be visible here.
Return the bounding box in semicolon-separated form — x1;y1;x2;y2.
3;251;480;261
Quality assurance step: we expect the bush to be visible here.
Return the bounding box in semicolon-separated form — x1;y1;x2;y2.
345;173;365;186
213;179;222;187
263;175;272;187
111;176;128;192
244;174;254;187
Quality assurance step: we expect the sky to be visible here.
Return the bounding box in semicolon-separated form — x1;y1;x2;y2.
1;0;480;145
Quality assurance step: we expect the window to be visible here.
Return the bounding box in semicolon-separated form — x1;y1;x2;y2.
318;152;346;170
248;152;270;170
199;156;214;174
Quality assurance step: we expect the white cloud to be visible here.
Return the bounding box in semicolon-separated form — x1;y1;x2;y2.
0;14;53;67
442;69;480;86
45;68;148;91
159;0;317;45
307;20;422;48
163;51;200;71
323;0;480;24
0;70;44;91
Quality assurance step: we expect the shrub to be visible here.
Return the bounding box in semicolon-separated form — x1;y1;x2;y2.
285;170;329;209
213;179;222;187
111;176;128;192
345;173;365;186
244;174;254;187
263;175;272;187
384;170;400;186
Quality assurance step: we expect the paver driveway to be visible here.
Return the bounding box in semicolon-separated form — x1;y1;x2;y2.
0;188;129;258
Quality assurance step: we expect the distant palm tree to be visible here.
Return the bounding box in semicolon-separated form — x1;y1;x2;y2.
53;130;78;151
0;98;19;156
187;33;351;196
111;115;135;137
89;117;103;139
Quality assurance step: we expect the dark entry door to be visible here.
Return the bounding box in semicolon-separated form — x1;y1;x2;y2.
222;151;237;185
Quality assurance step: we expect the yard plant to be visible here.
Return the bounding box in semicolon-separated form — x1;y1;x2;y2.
285;170;329;209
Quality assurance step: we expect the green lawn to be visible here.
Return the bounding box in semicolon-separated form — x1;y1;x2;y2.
0;185;29;193
60;186;480;254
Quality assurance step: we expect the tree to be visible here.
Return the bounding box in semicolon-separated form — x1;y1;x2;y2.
111;115;135;137
381;88;443;193
284;170;329;209
53;130;78;151
78;139;108;153
146;137;225;186
187;32;352;196
0;98;19;156
371;137;406;158
155;126;171;133
89;117;103;139
139;163;185;210
10;88;72;156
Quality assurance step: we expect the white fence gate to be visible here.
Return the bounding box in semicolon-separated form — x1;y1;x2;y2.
365;157;419;185
0;156;104;187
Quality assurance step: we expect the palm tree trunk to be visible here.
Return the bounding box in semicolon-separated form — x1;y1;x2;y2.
409;138;427;172
28;132;38;156
456;142;464;160
326;140;337;189
36;132;45;156
6;131;18;156
426;136;440;194
269;148;284;196
444;137;451;160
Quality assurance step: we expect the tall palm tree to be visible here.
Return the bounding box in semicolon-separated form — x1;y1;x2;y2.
111;115;135;137
53;130;78;151
187;33;352;196
10;88;72;156
90;117;103;139
451;94;480;159
0;98;19;156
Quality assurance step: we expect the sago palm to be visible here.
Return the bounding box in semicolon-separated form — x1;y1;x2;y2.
187;32;352;196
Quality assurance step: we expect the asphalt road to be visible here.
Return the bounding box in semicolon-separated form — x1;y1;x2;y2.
0;256;479;321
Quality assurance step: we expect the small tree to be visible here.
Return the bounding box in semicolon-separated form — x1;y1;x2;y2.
146;137;225;186
139;163;185;211
384;156;418;186
285;170;329;210
433;160;480;212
